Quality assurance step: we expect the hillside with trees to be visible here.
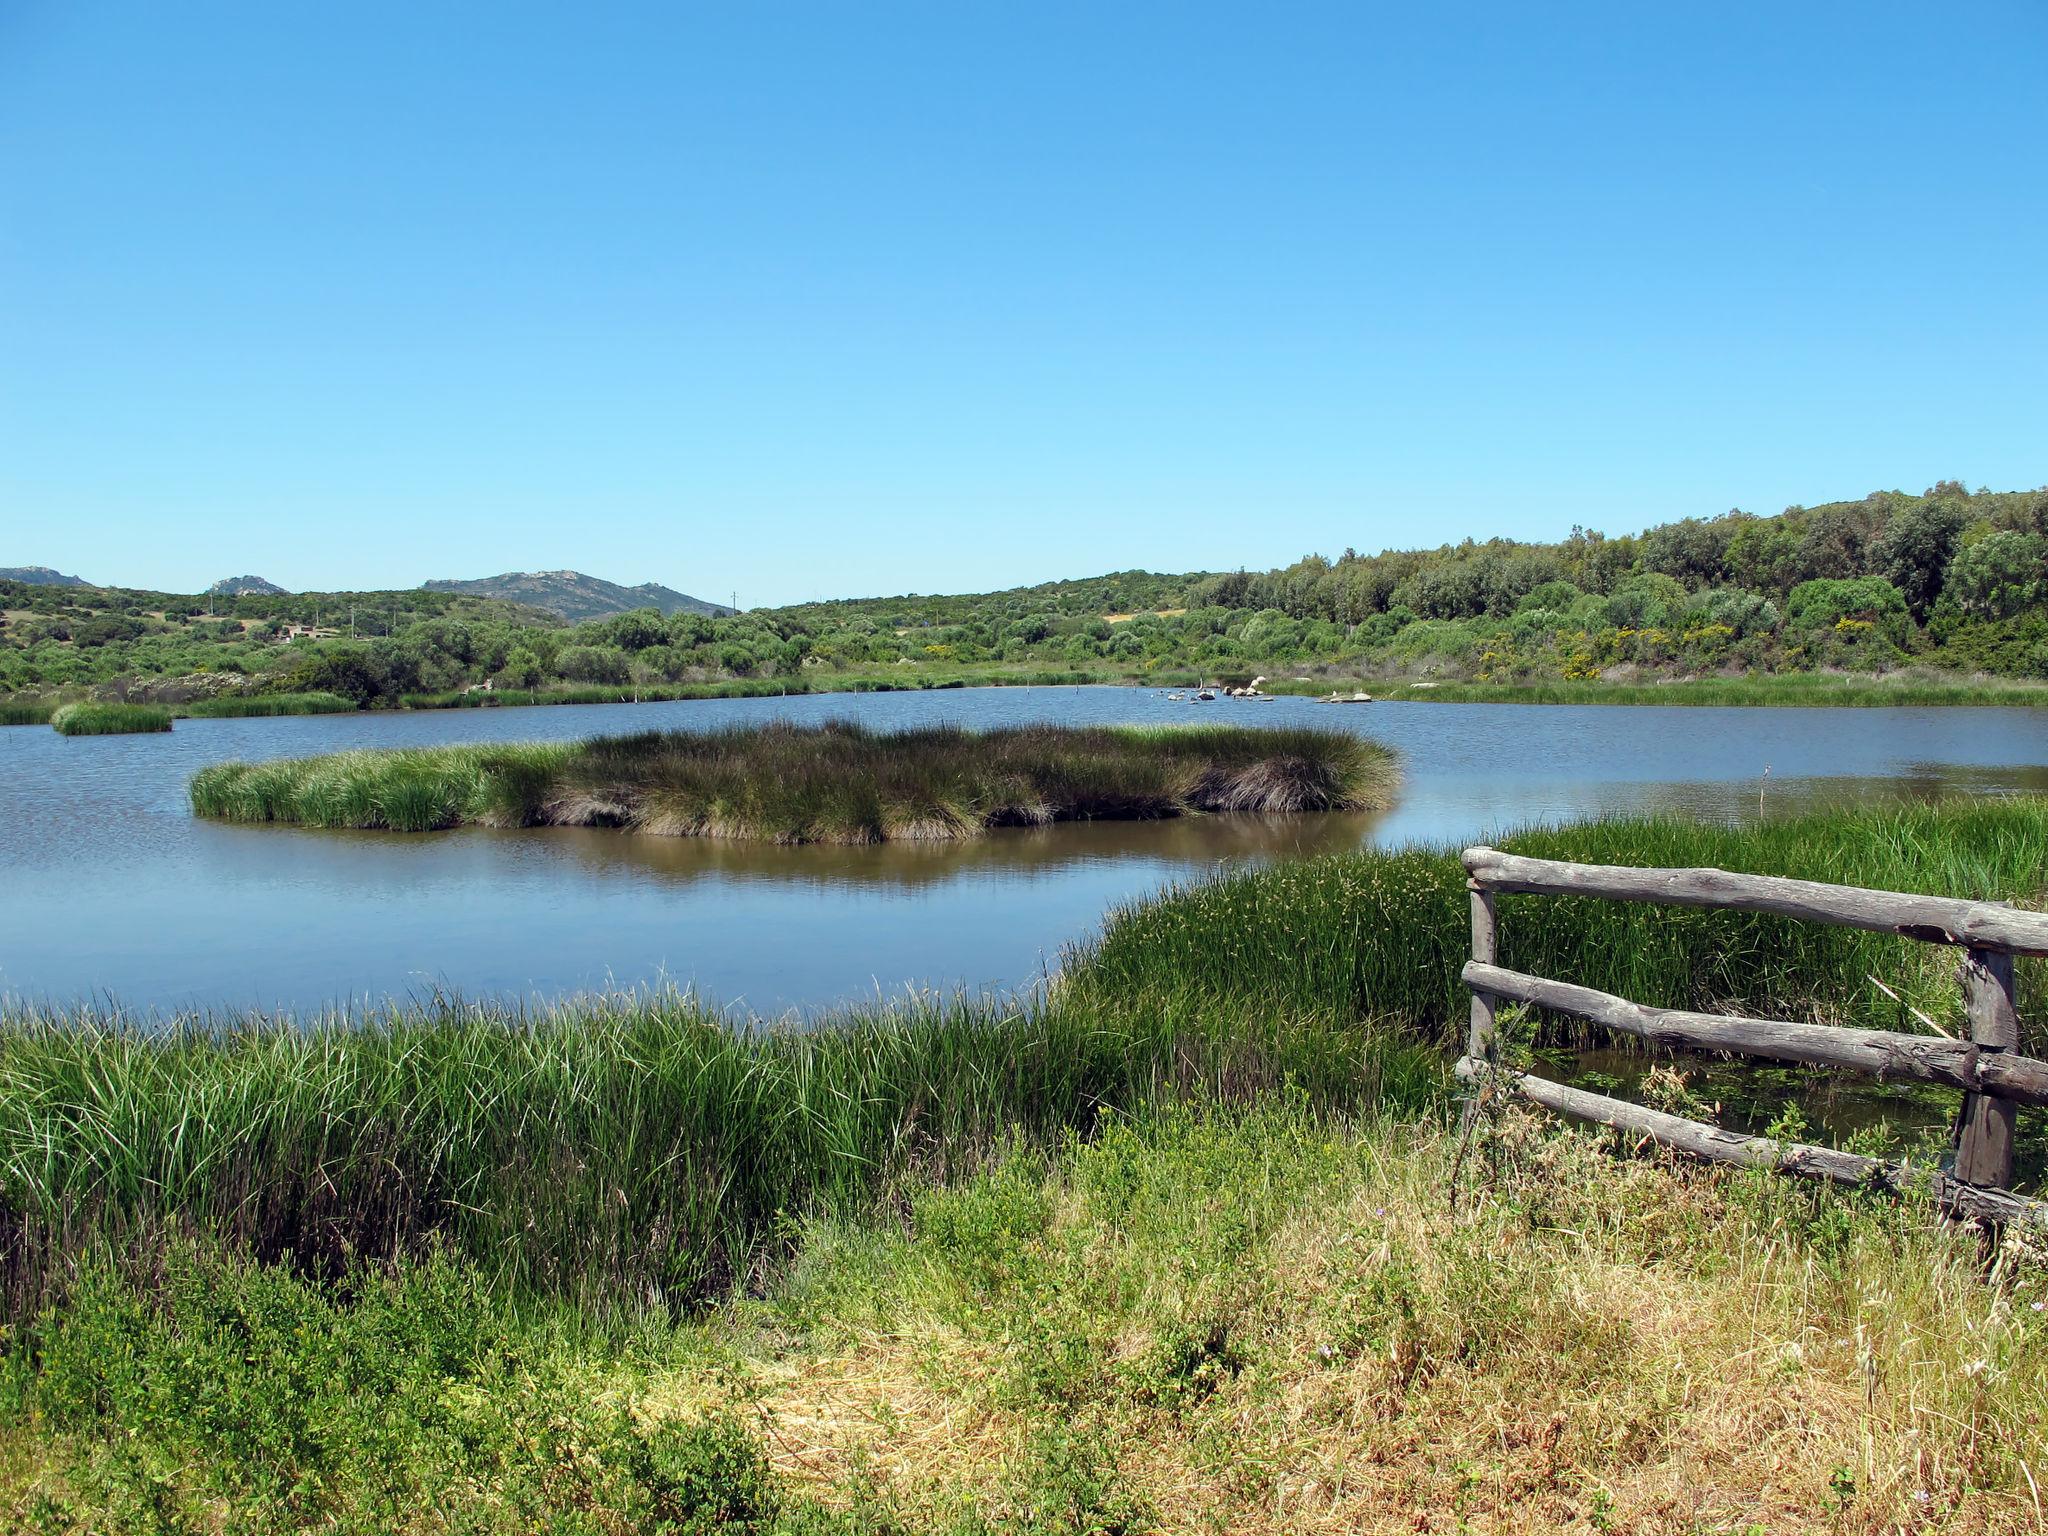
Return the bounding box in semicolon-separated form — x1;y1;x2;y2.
3;482;2043;708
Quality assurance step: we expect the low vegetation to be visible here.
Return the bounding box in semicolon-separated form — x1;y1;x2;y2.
5;1103;2042;1531
1081;798;2048;1045
180;690;357;718
188;721;1398;841
0;701;53;726
1355;672;2048;706
3;799;2045;1528
6;483;2047;716
47;701;171;735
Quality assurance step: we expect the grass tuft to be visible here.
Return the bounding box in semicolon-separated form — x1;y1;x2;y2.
48;702;172;735
182;691;358;717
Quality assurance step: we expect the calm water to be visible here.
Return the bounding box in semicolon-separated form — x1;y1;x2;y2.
3;686;2045;1018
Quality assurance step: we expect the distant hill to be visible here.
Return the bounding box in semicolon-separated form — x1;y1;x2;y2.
0;566;88;587
423;570;735;624
207;575;289;596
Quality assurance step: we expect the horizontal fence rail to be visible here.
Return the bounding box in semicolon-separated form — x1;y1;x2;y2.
1462;846;2048;956
1451;1057;2046;1229
1461;961;2048;1106
1459;846;2044;1226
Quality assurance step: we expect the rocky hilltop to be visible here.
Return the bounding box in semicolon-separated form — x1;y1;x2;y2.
423;570;735;624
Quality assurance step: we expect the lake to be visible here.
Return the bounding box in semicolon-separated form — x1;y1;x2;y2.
3;686;2045;1018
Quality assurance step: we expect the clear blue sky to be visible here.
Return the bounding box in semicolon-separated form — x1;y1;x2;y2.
2;2;2042;607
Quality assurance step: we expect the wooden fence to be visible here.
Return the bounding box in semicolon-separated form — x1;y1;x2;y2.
1456;846;2048;1228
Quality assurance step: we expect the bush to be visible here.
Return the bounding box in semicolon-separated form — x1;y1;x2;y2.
555;644;632;684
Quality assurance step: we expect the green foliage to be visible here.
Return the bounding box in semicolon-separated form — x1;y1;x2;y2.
4;1243;806;1534
189;723;1400;842
181;691;357;717
1941;529;2048;621
49;702;172;735
0;984;1425;1322
1080;799;2048;1048
9;484;2048;708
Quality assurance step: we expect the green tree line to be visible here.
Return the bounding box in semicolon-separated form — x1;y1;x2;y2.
4;482;2043;706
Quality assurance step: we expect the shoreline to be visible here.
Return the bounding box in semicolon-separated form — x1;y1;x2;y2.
6;667;2048;725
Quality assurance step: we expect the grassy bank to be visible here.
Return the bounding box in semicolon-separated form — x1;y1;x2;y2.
5;1103;2041;1533
7;799;2042;1320
5;801;2047;1528
181;691;358;718
1080;798;2048;1044
0;701;54;726
0;992;1432;1320
189;721;1398;841
47;701;172;735
1337;673;2048;707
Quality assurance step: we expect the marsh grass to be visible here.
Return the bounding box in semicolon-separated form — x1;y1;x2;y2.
1078;799;2048;1045
182;691;358;718
190;721;1399;841
48;702;172;736
7;1104;2044;1532
8;799;2045;1333
7;801;2048;1526
0;990;1434;1320
0;701;54;726
1381;673;2048;706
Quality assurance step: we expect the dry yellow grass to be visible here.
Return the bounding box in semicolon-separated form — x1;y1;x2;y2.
638;1106;2048;1534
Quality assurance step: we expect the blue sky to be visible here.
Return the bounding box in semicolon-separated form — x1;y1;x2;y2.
2;2;2042;606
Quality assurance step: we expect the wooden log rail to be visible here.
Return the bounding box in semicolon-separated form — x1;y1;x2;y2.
1452;1057;2048;1230
1459;846;2043;1222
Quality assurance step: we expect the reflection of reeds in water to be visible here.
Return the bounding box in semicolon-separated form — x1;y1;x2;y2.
189;722;1401;841
541;805;1383;891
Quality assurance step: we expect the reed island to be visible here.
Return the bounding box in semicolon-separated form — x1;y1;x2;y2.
187;720;1400;842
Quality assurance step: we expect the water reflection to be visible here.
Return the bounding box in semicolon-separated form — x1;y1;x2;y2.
2;687;2044;1016
535;808;1387;890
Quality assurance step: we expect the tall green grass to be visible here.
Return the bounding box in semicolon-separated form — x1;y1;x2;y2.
48;701;172;735
0;992;1432;1318
3;799;2042;1327
183;691;358;718
1078;799;2048;1042
190;722;1399;841
0;701;55;726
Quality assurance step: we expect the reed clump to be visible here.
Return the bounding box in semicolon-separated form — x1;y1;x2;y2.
0;991;1435;1319
183;691;358;718
1078;798;2048;1044
189;721;1399;842
48;701;173;735
0;701;55;726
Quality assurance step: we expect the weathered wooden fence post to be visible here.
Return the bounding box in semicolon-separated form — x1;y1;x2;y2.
1458;884;1507;1138
1954;947;2019;1190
